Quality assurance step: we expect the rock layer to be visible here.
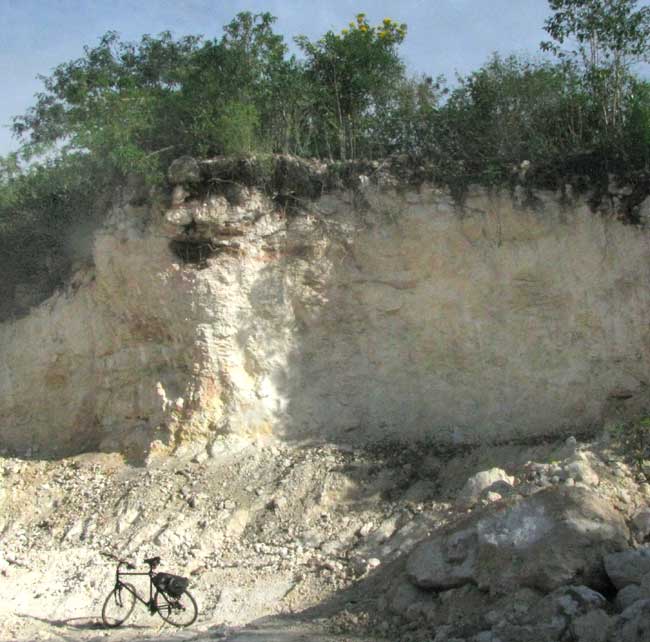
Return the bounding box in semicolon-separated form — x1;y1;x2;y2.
1;160;650;457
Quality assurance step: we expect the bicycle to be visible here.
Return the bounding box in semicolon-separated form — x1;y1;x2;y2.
101;553;198;628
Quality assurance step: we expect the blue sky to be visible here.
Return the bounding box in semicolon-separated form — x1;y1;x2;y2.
0;0;557;156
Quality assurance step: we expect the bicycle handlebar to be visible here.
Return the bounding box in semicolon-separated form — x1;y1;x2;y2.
101;551;136;570
101;551;163;572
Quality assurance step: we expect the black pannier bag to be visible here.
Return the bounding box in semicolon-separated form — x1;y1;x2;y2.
153;572;189;598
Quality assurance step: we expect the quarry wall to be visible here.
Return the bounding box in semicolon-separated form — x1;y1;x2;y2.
1;158;649;459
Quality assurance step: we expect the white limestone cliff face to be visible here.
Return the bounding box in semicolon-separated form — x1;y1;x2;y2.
1;167;649;459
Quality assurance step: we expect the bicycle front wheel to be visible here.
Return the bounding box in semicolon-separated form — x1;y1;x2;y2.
155;589;198;627
102;583;136;627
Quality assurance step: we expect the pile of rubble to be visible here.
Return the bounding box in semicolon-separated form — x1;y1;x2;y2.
375;439;650;642
1;431;649;642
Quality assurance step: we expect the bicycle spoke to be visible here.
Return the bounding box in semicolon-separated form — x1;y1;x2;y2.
102;584;136;627
155;590;198;627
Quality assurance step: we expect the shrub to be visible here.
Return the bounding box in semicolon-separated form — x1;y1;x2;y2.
612;417;650;473
215;102;261;155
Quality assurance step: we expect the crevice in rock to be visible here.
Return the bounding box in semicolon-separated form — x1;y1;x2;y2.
169;238;219;267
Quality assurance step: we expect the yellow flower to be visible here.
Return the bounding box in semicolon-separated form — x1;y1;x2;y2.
342;28;349;34
359;24;368;32
349;21;355;28
383;18;391;25
379;31;387;38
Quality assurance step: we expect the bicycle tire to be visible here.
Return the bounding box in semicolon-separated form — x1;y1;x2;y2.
155;589;198;627
101;583;137;627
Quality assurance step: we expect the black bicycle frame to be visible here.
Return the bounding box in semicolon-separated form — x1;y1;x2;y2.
114;561;158;611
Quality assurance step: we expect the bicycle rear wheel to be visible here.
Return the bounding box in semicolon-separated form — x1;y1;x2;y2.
155;589;198;627
102;583;136;627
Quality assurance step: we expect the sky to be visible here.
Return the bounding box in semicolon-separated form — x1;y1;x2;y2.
0;0;558;156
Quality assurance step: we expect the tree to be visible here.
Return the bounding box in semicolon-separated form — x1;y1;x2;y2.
10;14;310;174
542;0;650;135
213;101;260;155
12;31;202;181
623;79;650;167
0;152;112;320
433;55;600;184
296;14;407;159
183;12;281;152
170;12;305;156
370;75;443;157
0;153;21;215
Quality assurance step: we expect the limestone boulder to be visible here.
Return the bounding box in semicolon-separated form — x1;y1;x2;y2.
570;609;611;642
535;584;607;619
617;584;644;612
632;509;650;541
432;584;495;636
408;486;629;594
457;468;515;508
484;587;542;628
407;527;479;590
611;599;650;642
604;548;650;590
387;578;430;614
493;585;609;642
564;455;600;486
476;487;628;593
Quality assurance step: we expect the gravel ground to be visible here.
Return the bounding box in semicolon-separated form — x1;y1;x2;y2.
2;431;648;642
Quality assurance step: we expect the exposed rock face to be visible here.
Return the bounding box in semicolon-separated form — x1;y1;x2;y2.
1;157;650;458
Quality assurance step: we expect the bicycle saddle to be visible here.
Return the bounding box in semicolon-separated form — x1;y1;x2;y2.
144;556;161;568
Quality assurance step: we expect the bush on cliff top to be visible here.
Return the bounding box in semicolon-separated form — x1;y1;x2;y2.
3;2;650;319
9;3;650;179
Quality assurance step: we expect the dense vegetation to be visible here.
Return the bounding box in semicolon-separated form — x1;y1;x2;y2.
2;0;650;318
